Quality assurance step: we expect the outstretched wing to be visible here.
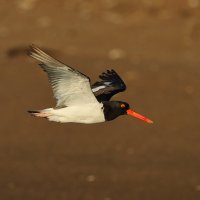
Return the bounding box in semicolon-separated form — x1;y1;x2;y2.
29;45;98;107
92;69;126;102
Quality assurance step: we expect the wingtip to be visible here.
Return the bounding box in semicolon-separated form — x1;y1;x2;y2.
28;44;50;62
29;44;39;50
28;44;39;56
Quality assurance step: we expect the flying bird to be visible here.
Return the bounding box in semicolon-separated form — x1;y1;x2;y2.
28;45;153;124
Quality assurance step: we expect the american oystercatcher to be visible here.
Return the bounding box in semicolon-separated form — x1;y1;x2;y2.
28;45;153;124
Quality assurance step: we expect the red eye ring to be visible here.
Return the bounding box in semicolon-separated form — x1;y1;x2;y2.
121;104;125;108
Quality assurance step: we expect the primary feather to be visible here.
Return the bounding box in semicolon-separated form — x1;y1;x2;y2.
92;69;126;102
29;45;98;107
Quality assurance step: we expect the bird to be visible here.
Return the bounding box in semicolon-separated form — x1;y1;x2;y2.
28;45;153;124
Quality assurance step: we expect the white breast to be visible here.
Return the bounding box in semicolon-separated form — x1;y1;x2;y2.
48;103;105;124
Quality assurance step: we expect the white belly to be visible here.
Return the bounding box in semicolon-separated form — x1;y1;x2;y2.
48;103;105;124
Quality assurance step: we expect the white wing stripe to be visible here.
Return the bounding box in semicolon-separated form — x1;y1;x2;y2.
92;85;106;92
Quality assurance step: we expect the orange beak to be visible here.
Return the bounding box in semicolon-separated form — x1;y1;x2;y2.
127;109;153;124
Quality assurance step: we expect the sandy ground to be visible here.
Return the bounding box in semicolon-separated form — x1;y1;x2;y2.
1;1;200;200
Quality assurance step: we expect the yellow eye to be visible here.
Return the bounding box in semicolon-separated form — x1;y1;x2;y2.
121;104;126;108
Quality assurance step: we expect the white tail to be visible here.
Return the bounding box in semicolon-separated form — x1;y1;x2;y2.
28;108;53;118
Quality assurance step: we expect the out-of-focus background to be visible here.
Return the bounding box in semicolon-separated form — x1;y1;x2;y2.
1;0;200;199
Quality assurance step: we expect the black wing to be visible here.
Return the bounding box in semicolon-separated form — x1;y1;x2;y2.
92;69;126;102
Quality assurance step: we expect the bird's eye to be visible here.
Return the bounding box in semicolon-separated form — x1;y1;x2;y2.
121;104;126;108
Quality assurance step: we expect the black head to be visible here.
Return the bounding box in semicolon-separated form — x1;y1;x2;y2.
103;101;130;121
102;101;153;123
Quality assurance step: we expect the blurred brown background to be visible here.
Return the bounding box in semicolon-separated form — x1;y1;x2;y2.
1;0;200;200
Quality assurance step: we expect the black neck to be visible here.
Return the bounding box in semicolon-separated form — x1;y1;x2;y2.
103;101;124;121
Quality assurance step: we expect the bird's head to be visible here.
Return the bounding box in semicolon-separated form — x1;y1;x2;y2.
103;101;153;124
